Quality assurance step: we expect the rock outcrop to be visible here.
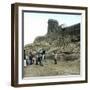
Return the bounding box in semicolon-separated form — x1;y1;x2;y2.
24;19;80;61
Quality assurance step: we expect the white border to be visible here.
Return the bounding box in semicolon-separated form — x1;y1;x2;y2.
18;6;86;84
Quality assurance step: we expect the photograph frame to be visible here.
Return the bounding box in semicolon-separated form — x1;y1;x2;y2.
11;3;88;87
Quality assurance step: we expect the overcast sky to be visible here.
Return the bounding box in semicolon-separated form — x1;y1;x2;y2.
24;12;81;45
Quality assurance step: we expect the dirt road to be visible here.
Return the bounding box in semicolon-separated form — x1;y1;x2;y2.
24;59;80;77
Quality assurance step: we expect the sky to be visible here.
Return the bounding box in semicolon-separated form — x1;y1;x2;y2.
24;12;81;45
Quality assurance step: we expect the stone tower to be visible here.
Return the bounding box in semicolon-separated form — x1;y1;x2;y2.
47;19;59;34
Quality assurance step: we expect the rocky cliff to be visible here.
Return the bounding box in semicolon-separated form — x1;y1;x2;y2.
24;19;80;61
34;19;80;43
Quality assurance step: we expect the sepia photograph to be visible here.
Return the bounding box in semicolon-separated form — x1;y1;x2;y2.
23;11;81;77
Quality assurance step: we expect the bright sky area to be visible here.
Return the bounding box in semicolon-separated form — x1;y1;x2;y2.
24;12;81;45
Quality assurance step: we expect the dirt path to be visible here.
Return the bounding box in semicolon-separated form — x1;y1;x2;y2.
24;59;80;77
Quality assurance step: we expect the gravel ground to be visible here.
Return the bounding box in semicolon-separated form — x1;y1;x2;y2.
24;59;80;77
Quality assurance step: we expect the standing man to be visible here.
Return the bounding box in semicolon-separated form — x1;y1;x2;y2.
36;50;43;66
29;51;33;65
24;50;27;67
54;51;58;64
41;49;46;62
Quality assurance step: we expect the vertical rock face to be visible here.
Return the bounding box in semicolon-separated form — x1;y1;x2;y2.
48;19;59;34
47;19;80;37
65;23;80;36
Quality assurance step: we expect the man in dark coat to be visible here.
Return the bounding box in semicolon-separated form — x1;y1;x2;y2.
29;52;33;65
36;51;43;66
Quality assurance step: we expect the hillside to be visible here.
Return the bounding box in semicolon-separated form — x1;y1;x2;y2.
24;19;80;61
24;19;80;77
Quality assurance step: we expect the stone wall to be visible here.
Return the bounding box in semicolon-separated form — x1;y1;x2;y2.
47;19;80;37
47;19;80;42
48;19;59;34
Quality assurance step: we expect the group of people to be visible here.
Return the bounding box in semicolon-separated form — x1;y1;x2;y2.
24;49;58;67
24;49;46;67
